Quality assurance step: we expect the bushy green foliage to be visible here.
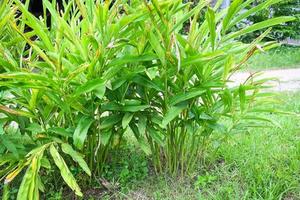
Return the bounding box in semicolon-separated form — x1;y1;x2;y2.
242;0;300;41
0;0;295;198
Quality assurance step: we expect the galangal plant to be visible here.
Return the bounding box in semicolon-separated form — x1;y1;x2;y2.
118;0;293;174
0;0;295;198
1;0;150;197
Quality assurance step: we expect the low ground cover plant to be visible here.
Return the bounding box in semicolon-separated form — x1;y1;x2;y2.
0;0;295;198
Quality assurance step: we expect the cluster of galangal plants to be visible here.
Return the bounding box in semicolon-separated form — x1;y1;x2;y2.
0;0;295;198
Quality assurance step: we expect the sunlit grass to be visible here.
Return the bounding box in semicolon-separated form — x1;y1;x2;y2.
247;46;300;70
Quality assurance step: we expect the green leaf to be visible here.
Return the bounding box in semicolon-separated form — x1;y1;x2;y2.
73;116;94;150
223;16;296;42
48;127;73;138
222;0;243;33
138;115;147;135
94;85;106;99
2;184;9;200
227;0;282;31
101;102;150;112
149;31;166;66
17;147;44;200
122;113;134;129
25;123;43;135
41;157;51;169
108;54;157;67
9;22;56;70
99;130;112;146
244;115;282;129
74;78;105;97
223;55;234;80
182;51;224;66
61;143;91;176
49;145;82;197
148;127;164;146
100;115;122;130
169;88;206;106
239;85;246;112
0;135;19;159
170;1;207;33
132;75;163;91
0;105;35;118
162;103;187;128
205;7;216;50
14;0;54;51
0;119;5;135
138;137;151;156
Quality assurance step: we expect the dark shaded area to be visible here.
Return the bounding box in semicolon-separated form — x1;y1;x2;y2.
25;0;119;19
21;0;64;28
27;0;44;16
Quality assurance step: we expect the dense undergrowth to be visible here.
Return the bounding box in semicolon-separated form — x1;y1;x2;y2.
0;0;297;199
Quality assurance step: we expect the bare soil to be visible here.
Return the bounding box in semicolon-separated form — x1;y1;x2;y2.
229;68;300;91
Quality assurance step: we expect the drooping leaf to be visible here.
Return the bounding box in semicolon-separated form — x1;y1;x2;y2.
73;116;94;150
138;115;147;135
100;114;122;130
61;143;91;176
49;145;82;197
4;163;26;184
0;106;35;118
17;148;44;200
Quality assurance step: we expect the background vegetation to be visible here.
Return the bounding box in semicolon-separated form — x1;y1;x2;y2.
243;0;300;41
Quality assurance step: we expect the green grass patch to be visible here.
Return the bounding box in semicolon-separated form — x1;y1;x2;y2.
114;92;300;200
247;46;300;70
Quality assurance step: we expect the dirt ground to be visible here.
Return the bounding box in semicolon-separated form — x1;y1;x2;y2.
229;68;300;91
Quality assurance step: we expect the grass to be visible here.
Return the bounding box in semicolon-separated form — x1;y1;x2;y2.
96;92;300;200
247;46;300;70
